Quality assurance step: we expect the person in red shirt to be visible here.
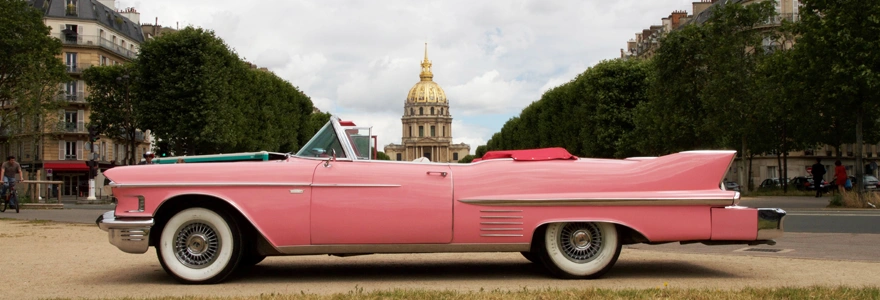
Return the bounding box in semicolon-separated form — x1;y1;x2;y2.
834;160;848;195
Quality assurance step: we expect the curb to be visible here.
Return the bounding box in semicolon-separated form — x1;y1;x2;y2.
20;203;64;210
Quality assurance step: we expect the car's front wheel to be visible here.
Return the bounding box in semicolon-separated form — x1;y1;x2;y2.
537;222;621;279
156;207;243;284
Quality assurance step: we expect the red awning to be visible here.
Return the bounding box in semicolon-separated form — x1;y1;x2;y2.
43;162;89;171
475;147;578;162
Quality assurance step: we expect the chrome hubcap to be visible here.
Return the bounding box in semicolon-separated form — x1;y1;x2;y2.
174;222;220;268
558;223;603;263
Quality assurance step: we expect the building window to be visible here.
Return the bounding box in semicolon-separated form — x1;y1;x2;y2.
419;126;424;137
99;29;105;38
431;126;435;137
430;107;434;115
453;153;459;160
396;153;402;161
65;52;77;72
410;108;414;115
442;126;445;137
65;0;77;16
419;107;423;115
409;126;413;137
65;141;77;160
65;81;77;98
112;35;117;44
441;108;444;115
767;166;778;179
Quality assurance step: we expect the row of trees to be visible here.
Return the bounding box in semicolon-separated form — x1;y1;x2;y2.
0;0;69;179
85;27;328;164
483;0;880;193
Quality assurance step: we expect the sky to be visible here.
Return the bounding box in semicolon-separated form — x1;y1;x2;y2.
116;0;698;153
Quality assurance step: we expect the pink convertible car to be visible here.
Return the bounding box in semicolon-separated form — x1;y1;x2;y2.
98;117;785;284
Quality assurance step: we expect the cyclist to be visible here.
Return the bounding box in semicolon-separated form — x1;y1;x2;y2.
0;155;22;199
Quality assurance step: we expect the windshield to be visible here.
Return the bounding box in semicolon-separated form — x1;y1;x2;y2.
295;122;347;158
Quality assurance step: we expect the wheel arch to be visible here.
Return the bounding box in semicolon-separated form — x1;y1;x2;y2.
150;193;279;255
530;219;650;248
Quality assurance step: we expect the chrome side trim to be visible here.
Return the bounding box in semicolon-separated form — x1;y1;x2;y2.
481;222;524;225
111;182;311;188
480;209;523;213
481;228;523;231
310;184;401;188
757;208;787;240
275;243;530;255
480;216;523;219
96;211;153;254
459;198;734;206
481;234;524;237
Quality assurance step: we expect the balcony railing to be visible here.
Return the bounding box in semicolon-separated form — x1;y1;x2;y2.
761;13;800;26
56;92;86;103
66;63;91;74
57;34;137;59
57;121;86;133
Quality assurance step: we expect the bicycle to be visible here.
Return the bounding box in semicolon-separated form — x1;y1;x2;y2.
0;180;20;213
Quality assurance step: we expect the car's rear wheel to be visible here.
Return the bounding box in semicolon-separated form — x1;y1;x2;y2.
156;207;243;284
537;222;621;279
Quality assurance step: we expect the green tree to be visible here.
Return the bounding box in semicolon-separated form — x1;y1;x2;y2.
634;25;714;155
793;0;880;195
375;151;390;160
458;154;476;163
475;145;488;158
135;27;250;155
0;0;68;178
83;64;141;165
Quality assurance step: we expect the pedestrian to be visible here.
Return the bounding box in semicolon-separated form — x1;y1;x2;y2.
834;160;847;196
0;156;22;199
811;158;826;197
175;158;185;164
138;152;155;165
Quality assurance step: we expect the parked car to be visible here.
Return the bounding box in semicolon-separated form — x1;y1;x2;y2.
790;176;829;192
759;178;789;189
97;116;786;284
724;181;741;191
831;175;880;191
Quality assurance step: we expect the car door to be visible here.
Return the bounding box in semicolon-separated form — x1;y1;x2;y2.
310;160;453;244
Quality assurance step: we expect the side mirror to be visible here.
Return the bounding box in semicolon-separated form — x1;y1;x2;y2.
323;149;336;168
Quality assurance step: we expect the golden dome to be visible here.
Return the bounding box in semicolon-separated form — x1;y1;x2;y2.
406;43;447;104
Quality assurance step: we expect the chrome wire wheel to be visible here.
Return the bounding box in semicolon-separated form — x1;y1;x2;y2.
157;207;242;284
557;222;603;263
174;221;221;269
539;222;621;279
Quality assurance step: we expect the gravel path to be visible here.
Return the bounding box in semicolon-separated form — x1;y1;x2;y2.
1;219;878;300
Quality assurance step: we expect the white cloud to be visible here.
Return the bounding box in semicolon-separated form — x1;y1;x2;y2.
118;0;699;148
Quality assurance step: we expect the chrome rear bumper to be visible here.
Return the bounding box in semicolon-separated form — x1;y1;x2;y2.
96;211;153;254
756;208;786;240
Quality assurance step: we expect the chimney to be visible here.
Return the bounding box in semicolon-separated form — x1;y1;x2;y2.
118;7;140;24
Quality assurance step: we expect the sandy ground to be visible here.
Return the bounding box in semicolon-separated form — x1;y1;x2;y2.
1;219;879;300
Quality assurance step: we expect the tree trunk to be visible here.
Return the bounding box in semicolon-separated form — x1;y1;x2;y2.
856;110;864;204
129;129;137;165
739;135;748;195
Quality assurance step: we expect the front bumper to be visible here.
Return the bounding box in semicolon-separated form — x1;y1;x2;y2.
96;211;154;254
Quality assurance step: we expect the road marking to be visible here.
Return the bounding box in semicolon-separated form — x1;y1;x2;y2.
787;213;880;217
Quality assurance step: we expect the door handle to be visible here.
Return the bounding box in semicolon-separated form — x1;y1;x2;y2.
427;171;448;177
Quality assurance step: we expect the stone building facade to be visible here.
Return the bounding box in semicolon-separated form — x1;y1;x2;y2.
384;44;470;162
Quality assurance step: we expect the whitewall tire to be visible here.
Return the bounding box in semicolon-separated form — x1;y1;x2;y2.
538;222;621;279
156;207;243;284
